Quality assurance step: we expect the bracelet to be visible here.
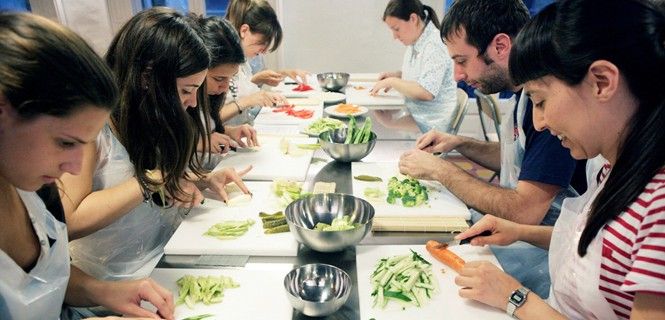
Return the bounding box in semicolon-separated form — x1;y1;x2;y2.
137;176;152;203
233;101;242;114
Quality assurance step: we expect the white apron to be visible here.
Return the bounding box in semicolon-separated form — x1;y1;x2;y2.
498;91;576;225
0;190;70;320
548;170;617;319
69;125;183;281
499;91;527;189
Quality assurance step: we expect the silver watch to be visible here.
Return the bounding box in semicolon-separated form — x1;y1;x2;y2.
506;286;530;317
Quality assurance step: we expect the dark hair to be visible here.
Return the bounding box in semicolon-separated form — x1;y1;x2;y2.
194;15;245;133
383;0;441;29
0;12;117;119
225;0;282;52
510;0;665;256
440;0;530;56
105;7;211;203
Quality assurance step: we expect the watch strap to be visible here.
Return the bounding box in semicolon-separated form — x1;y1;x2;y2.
506;286;530;317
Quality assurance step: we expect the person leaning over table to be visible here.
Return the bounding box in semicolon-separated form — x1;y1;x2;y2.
370;0;458;133
0;12;174;319
221;0;303;125
453;0;665;318
57;9;252;317
190;15;259;155
398;0;584;298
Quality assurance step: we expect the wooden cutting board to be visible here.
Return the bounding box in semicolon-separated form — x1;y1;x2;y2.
164;181;299;256
213;136;316;181
351;162;470;232
356;244;511;320
148;265;294;320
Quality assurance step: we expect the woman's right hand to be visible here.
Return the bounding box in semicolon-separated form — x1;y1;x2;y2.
204;132;235;154
251;69;285;87
377;71;401;80
455;215;523;246
238;91;288;108
415;129;460;153
93;278;174;320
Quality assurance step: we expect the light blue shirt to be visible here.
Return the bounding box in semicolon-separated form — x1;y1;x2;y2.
401;21;457;133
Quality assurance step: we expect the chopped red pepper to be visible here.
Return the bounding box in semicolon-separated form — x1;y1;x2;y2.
293;83;314;92
271;104;313;119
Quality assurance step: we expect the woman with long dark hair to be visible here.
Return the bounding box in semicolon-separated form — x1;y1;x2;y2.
193;15;258;154
454;0;665;318
0;12;174;319
60;7;251;287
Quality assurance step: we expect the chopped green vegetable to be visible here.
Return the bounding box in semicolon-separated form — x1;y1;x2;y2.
370;251;438;309
386;176;429;207
342;116;374;145
264;224;290;234
314;216;360;231
272;179;310;207
176;275;239;309
303;118;346;135
296;143;321;150
204;220;254;240
364;187;385;200
354;175;383;182
181;314;214;320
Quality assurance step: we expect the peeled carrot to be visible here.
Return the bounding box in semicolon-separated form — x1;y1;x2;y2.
425;240;466;272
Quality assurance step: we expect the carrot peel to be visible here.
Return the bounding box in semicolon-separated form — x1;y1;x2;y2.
425;240;466;273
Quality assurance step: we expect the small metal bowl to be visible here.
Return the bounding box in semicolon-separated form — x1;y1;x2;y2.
317;72;350;92
284;263;352;317
319;128;377;162
285;193;374;252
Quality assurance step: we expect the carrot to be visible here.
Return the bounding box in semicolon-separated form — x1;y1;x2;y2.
335;103;361;114
425;240;466;273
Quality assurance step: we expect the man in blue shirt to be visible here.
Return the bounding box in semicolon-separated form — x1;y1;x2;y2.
399;0;581;297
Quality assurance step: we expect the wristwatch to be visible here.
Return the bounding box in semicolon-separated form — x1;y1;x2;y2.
506;286;530;317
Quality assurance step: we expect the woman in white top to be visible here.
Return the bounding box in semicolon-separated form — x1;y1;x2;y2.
60;7;252;287
0;12;174;319
371;0;458;133
454;1;665;318
221;0;309;124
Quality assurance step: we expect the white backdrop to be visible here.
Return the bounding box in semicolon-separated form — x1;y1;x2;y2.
271;0;445;73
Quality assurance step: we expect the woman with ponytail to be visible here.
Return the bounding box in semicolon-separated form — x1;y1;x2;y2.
453;0;665;318
371;0;457;133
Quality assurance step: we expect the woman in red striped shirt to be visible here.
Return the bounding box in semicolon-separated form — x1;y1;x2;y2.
453;0;665;319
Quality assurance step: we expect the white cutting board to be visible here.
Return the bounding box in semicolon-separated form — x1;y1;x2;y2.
148;265;294;320
352;162;471;219
271;76;322;98
213;136;316;181
356;244;511;320
253;104;323;125
346;81;405;106
164;181;299;256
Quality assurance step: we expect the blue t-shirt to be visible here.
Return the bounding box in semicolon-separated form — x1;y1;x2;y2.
516;93;579;188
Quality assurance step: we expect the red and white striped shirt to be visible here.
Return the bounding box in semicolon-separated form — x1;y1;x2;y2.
599;168;665;319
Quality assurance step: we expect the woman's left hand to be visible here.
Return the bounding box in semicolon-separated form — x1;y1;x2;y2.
369;78;394;96
203;166;253;203
224;124;259;148
455;261;522;310
95;278;175;320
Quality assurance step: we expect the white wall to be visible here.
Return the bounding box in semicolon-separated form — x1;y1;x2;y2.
271;0;445;73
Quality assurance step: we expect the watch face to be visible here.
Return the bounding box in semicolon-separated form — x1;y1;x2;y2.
512;293;524;303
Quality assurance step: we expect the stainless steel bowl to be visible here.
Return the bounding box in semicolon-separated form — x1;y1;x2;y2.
319;128;377;162
284;263;352;317
317;72;350;92
285;193;374;252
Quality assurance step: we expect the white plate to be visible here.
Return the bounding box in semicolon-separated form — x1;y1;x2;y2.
322;91;346;104
324;104;369;118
